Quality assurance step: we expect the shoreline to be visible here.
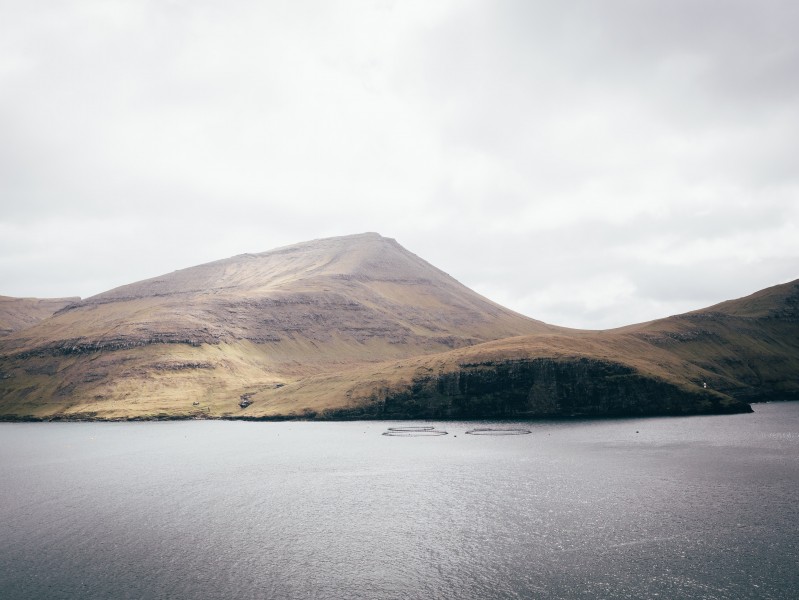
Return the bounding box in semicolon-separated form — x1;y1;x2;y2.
0;402;775;424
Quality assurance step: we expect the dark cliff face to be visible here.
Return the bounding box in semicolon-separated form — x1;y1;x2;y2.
327;358;752;420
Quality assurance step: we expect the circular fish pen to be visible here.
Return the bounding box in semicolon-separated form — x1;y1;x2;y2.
383;426;448;437
387;426;435;432
465;428;531;436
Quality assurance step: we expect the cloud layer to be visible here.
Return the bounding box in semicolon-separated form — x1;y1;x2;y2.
1;0;797;328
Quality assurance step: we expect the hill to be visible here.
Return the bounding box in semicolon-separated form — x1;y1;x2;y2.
0;233;551;419
0;296;79;337
0;234;795;421
273;280;797;420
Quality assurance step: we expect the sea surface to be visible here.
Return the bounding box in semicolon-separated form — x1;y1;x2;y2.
1;403;798;600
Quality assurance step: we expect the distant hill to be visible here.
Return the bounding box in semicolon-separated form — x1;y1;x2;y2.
0;234;795;420
627;279;799;402
0;296;80;337
281;280;797;420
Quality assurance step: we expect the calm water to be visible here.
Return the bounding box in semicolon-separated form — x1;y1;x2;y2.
1;404;798;600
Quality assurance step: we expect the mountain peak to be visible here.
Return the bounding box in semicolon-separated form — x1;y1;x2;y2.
87;233;448;302
253;232;392;255
2;233;548;371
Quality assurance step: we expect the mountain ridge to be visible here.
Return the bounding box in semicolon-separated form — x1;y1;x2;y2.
0;296;80;337
0;233;796;420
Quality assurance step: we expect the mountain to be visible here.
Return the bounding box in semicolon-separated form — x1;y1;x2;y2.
0;233;551;419
0;296;79;337
0;233;796;421
282;280;797;420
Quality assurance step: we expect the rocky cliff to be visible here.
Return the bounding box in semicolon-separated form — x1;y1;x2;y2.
314;357;747;420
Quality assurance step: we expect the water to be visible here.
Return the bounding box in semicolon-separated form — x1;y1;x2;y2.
1;404;798;599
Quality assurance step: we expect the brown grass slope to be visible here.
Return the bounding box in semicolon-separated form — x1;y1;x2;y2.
626;279;799;402
239;280;799;420
0;296;79;337
0;233;795;421
0;233;553;419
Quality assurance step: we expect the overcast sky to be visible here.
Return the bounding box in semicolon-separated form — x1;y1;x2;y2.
1;0;797;329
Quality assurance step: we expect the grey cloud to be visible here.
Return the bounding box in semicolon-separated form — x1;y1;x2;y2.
425;205;797;328
0;1;796;329
408;1;799;160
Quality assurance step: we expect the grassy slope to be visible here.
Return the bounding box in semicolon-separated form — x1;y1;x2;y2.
0;296;80;337
0;234;795;420
625;280;799;399
240;281;799;419
3;280;795;421
0;234;552;419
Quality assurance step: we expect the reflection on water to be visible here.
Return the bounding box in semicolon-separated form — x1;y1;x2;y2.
1;403;798;599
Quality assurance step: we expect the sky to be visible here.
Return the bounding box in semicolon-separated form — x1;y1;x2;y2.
1;0;798;329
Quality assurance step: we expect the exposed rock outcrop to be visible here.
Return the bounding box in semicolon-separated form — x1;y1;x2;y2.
323;358;750;420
